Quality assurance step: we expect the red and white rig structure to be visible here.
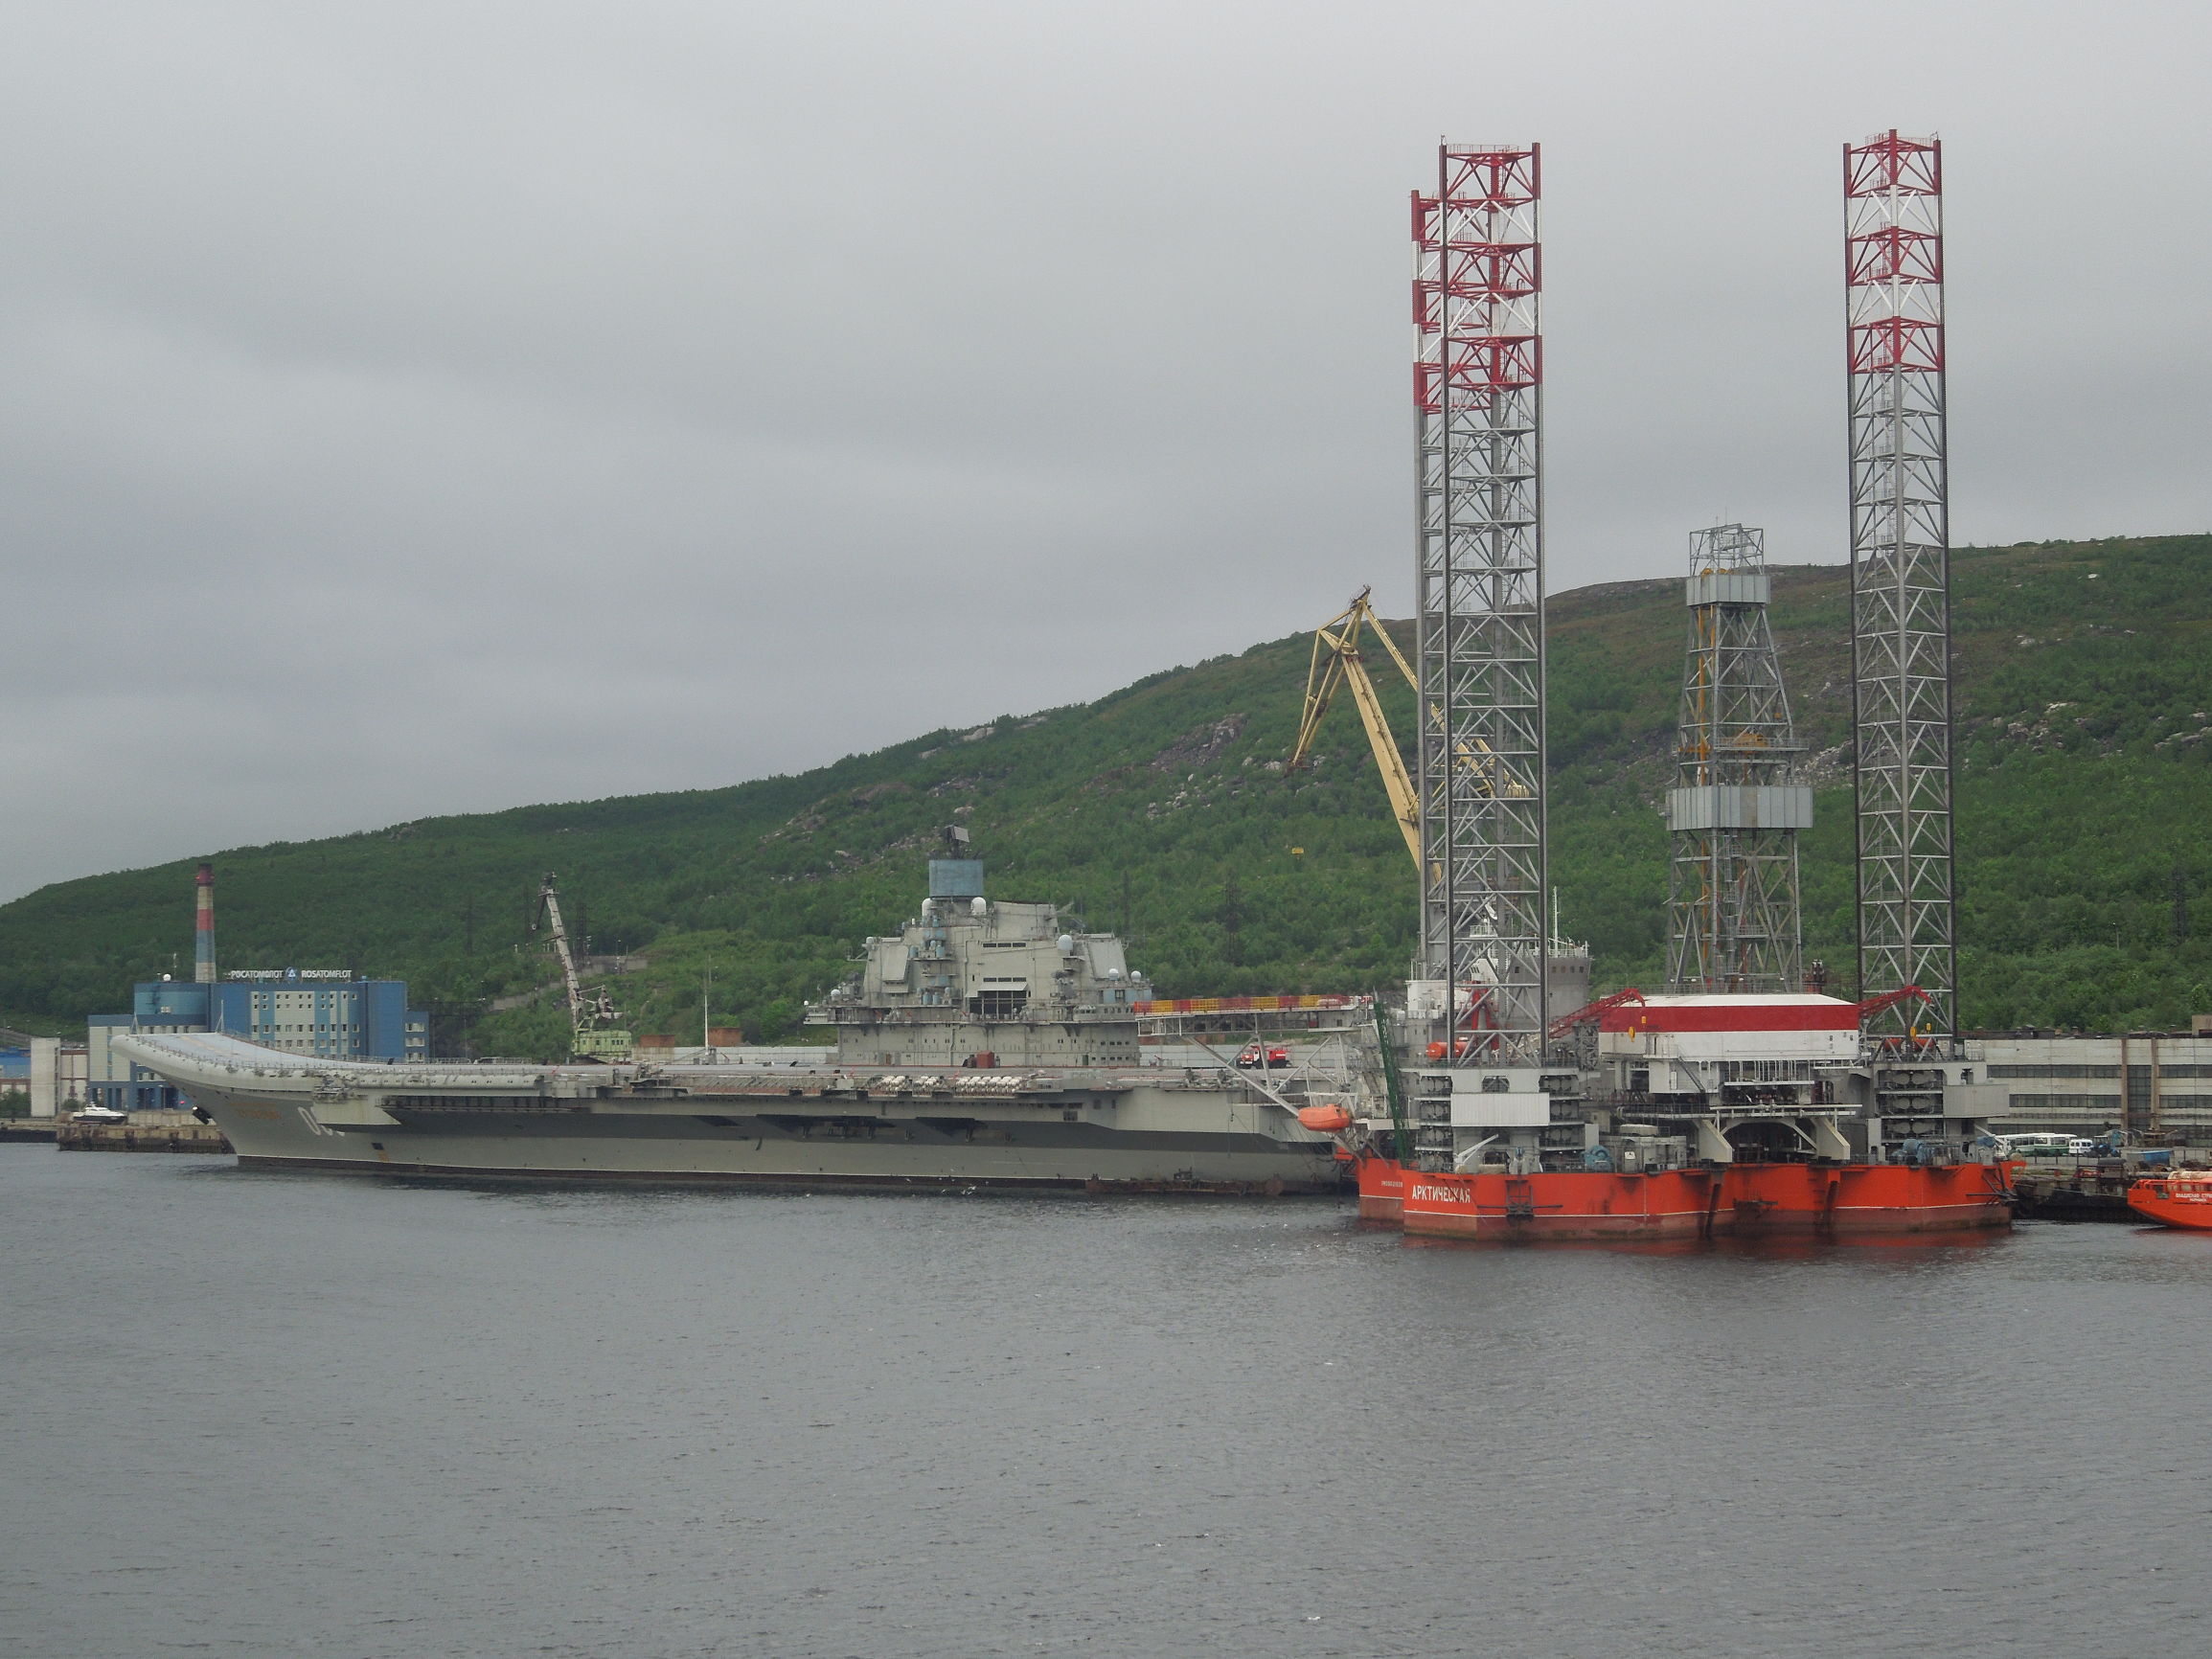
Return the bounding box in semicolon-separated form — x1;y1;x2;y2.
1344;131;2005;1238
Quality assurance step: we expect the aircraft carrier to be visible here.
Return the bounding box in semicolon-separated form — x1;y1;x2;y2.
114;856;1352;1193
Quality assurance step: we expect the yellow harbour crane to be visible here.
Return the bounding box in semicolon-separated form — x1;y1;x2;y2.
534;874;635;1062
1289;588;1530;877
1289;589;1423;869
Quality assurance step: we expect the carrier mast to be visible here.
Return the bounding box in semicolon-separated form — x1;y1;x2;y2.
1411;142;1548;1146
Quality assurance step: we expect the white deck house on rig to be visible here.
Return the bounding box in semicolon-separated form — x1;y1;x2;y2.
1585;989;1996;1162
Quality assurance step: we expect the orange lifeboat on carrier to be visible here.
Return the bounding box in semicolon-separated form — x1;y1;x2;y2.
2125;1169;2212;1229
1297;1103;1354;1134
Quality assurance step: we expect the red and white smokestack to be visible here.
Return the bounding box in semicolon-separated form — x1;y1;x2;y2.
194;862;216;984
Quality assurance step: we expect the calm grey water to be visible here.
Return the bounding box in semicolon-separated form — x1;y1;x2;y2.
3;1146;2206;1658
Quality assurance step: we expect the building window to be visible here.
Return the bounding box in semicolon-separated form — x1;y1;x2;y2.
2005;1093;2121;1113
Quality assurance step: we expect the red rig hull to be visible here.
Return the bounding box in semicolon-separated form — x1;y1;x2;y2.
1357;1156;2015;1241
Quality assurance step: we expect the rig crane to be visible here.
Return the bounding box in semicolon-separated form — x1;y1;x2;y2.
533;873;635;1061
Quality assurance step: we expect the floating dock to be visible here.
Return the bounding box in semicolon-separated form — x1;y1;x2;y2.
2011;1164;2148;1222
57;1115;232;1154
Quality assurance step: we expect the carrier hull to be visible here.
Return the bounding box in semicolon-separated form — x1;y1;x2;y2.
112;1033;1348;1195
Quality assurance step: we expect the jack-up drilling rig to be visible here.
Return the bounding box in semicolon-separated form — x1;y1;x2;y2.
1332;134;2006;1237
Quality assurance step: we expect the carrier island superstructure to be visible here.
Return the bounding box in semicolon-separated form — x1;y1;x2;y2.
114;856;1355;1193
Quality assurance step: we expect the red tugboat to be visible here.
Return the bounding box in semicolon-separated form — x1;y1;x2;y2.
2125;1170;2212;1229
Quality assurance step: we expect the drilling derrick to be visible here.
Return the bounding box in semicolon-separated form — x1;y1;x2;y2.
1410;142;1546;1160
1845;131;1954;1051
1666;524;1810;994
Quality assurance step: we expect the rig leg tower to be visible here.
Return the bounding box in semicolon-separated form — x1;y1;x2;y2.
1409;142;1552;1170
1846;130;1965;1147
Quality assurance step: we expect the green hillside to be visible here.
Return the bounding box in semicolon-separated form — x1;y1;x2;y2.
4;533;2209;1053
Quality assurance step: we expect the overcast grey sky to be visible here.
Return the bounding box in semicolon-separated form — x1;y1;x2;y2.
2;1;2205;902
